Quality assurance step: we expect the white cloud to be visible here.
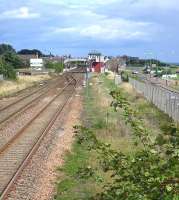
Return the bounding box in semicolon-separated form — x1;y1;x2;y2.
128;0;179;10
51;17;154;40
40;0;161;42
53;27;77;33
39;0;179;10
0;7;40;20
40;0;118;6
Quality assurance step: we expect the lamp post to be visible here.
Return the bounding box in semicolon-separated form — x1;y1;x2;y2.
145;51;154;78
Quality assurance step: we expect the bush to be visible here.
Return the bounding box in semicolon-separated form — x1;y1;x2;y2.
121;71;129;82
45;61;64;73
54;62;64;73
0;58;17;80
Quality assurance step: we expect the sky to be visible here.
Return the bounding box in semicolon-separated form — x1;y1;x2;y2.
0;0;178;62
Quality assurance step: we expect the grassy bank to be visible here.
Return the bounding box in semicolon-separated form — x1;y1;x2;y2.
55;73;177;200
0;75;51;97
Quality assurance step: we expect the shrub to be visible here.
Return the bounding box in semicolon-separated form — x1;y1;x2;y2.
45;61;64;73
121;71;129;82
0;58;17;80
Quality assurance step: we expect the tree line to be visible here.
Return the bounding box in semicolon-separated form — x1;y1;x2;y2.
0;44;23;79
0;43;49;80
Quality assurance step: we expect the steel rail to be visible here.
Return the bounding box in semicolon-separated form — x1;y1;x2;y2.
0;78;78;200
0;76;67;126
0;77;60;113
0;79;74;155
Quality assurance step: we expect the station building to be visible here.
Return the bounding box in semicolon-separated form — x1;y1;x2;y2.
88;51;106;73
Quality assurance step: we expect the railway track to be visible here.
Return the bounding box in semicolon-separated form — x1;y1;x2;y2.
0;76;59;110
0;76;65;126
0;74;80;199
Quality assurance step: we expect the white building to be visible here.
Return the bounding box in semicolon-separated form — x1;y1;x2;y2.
30;58;44;70
88;52;105;63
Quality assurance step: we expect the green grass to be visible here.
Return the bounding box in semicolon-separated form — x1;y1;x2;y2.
55;141;94;200
55;73;175;200
55;74;136;200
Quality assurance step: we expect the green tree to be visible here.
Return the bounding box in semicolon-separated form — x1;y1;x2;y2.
53;62;64;73
45;61;54;69
2;52;23;69
0;57;17;80
0;44;16;55
45;61;64;73
18;49;43;57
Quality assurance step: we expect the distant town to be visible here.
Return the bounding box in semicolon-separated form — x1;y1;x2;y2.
0;43;178;82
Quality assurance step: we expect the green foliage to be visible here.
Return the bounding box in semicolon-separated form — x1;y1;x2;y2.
18;49;43;57
73;87;179;200
45;61;64;73
56;179;76;195
0;58;17;80
127;57;168;67
2;52;23;69
0;43;16;55
54;62;64;73
121;71;129;82
0;43;23;79
104;72;110;76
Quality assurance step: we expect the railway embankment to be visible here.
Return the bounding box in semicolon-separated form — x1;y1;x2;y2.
55;73;179;200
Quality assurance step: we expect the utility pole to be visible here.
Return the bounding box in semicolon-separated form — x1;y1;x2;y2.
86;61;89;98
166;64;168;86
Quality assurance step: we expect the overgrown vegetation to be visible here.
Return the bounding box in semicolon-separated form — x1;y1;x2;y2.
56;73;179;200
0;43;24;79
0;74;50;97
126;57;168;68
45;61;64;73
0;56;17;80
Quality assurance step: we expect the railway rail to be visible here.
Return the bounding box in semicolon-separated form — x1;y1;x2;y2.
0;76;65;126
0;76;59;111
0;73;81;199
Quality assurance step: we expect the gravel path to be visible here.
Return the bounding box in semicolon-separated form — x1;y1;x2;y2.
5;85;83;200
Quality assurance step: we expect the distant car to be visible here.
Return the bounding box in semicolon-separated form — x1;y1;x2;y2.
36;68;42;71
132;71;139;74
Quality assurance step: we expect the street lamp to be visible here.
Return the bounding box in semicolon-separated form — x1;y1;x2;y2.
144;51;154;78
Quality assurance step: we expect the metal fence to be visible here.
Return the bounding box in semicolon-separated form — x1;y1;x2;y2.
129;78;179;121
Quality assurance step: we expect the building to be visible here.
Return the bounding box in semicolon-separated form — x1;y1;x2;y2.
88;51;106;73
106;57;126;73
30;58;44;70
18;54;37;67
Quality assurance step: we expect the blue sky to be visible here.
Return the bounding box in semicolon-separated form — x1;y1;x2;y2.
0;0;178;62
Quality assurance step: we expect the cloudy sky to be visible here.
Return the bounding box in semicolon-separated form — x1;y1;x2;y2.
0;0;178;61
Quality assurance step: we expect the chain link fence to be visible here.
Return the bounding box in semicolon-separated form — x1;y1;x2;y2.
129;78;179;121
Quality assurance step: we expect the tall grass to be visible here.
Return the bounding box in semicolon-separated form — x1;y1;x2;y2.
0;75;50;97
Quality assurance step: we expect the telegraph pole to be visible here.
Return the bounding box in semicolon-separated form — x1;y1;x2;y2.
86;61;89;98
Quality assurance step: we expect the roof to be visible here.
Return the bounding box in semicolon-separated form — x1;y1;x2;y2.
88;51;101;56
